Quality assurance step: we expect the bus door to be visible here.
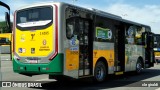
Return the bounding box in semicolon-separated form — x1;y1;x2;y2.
115;25;125;73
77;18;93;77
66;17;93;78
142;32;154;67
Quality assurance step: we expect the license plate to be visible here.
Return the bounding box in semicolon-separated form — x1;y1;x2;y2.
29;60;38;63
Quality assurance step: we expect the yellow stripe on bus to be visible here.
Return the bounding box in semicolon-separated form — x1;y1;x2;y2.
115;71;124;75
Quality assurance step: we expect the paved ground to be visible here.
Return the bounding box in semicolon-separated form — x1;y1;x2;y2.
0;54;11;61
0;55;160;90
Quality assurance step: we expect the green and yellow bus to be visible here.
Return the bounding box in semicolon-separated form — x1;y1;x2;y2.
154;34;160;64
0;1;11;54
13;2;154;82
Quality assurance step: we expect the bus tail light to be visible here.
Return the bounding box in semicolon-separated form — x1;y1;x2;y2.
13;11;17;53
42;67;50;70
46;68;49;70
13;55;20;60
49;4;58;61
49;52;57;60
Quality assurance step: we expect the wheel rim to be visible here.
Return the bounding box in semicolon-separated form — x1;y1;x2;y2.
136;61;142;73
96;65;105;81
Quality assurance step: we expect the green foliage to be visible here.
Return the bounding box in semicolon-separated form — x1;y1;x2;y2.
0;21;12;33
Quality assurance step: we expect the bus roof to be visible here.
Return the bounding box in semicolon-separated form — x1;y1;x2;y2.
16;2;151;29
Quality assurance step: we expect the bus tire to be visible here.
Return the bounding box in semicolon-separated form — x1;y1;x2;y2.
135;59;143;74
94;61;106;82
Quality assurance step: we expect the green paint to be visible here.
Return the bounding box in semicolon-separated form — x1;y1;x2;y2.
13;53;63;75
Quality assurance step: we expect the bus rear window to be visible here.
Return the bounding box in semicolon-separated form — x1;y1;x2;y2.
16;6;53;30
0;38;10;45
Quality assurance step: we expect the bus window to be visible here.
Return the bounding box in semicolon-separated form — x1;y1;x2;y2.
125;26;136;44
66;19;74;39
95;16;114;42
135;27;145;45
66;17;82;39
16;6;53;30
79;20;83;34
0;37;10;45
84;21;89;34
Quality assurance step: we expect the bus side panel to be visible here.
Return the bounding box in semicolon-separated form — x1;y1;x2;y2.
61;4;79;79
93;42;115;74
65;49;79;71
125;45;145;72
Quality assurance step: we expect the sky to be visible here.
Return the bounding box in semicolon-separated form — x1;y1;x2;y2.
0;0;160;34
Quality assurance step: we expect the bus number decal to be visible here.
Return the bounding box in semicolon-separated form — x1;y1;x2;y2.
40;31;49;35
70;51;79;54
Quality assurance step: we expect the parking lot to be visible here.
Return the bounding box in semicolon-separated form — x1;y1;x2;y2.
0;54;160;90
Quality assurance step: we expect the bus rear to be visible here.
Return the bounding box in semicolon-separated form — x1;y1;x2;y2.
13;3;62;75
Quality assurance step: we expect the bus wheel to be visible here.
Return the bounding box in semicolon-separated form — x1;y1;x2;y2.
94;61;106;82
136;60;143;74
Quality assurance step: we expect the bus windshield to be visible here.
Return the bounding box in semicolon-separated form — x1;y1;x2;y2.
0;37;10;45
16;6;53;30
0;33;11;45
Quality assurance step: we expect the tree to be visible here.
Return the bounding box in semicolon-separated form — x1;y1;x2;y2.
0;21;12;33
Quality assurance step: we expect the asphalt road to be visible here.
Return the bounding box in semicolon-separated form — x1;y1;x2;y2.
0;55;160;90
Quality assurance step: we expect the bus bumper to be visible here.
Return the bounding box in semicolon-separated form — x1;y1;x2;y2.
13;54;63;75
